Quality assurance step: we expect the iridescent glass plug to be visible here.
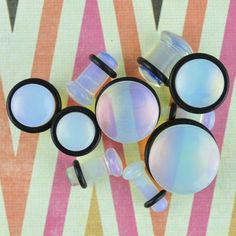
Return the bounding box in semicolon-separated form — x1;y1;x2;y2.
7;78;61;133
145;119;220;194
67;52;118;106
123;161;168;212
95;77;160;143
51;106;101;156
169;53;229;114
137;31;192;87
66;148;123;188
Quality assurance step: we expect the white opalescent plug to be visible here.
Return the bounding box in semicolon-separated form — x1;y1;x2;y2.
66;148;123;188
123;161;168;212
67;52;118;106
138;31;192;87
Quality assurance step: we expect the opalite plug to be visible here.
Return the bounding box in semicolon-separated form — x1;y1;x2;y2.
66;148;123;188
123;161;168;212
67;52;118;106
137;31;192;87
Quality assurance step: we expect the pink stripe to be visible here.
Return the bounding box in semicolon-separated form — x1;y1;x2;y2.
44;153;74;236
44;0;138;235
102;135;139;236
187;1;236;235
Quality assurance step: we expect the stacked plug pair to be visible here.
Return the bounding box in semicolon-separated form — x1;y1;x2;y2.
66;148;168;213
137;31;228;130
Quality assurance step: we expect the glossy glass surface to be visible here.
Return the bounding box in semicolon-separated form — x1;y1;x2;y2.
148;124;220;194
56;112;95;151
10;84;56;127
96;80;160;143
175;59;225;108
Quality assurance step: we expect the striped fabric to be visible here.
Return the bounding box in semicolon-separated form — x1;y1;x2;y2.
0;0;235;235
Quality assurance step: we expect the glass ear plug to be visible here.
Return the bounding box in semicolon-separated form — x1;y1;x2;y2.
138;31;229;115
50;106;101;156
66;148;123;188
95;77;161;143
169;53;229;114
67;52;118;106
145;119;220;194
137;31;193;87
6;78;61;133
123;161;168;212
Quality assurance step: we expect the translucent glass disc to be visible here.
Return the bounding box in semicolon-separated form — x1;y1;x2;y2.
148;123;220;194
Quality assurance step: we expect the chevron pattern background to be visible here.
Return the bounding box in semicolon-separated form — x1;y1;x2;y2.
0;0;235;235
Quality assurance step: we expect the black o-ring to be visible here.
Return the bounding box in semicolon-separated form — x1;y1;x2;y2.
89;54;117;78
51;106;101;156
169;53;230;114
137;57;169;86
6;78;62;133
73;160;87;189
144;190;167;208
168;102;177;120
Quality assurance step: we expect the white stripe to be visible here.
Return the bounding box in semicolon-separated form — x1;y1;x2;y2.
0;0;45;155
206;80;236;236
49;0;86;100
0;185;10;236
97;0;125;77
22;1;85;235
132;0;157;55
63;186;93;236
199;0;230;57
95;176;120;236
21;133;58;236
165;195;193;236
156;0;189;36
0;0;11;35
